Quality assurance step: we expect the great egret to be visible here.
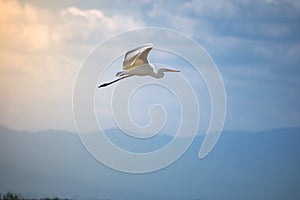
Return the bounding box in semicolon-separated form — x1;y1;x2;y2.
98;44;180;88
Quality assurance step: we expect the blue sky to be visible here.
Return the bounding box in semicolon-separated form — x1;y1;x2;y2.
0;0;299;132
0;1;300;198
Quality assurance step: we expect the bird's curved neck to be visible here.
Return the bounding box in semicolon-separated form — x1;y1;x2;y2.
150;69;164;78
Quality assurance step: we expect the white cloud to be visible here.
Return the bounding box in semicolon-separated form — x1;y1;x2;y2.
61;6;145;42
0;0;145;131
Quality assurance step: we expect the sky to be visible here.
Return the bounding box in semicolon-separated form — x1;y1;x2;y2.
0;0;300;132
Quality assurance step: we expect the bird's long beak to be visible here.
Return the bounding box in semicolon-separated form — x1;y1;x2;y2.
166;69;180;72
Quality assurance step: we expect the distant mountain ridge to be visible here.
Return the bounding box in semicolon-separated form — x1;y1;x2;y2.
0;125;300;200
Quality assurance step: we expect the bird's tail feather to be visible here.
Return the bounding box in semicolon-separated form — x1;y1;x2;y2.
115;71;126;77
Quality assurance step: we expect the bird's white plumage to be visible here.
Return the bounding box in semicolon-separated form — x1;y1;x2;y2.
123;44;153;70
98;44;180;88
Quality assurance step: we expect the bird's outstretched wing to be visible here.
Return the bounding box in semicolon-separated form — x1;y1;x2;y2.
123;44;153;70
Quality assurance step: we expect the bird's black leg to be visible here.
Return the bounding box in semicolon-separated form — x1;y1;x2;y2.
98;76;131;88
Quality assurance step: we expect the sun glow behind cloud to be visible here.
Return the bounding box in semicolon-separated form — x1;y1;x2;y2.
0;0;144;131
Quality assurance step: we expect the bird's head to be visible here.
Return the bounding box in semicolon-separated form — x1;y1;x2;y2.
153;67;180;78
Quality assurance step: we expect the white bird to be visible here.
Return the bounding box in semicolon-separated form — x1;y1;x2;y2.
98;44;180;88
